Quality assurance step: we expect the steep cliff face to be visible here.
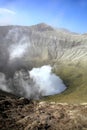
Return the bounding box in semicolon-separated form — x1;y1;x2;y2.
0;23;87;67
0;23;87;102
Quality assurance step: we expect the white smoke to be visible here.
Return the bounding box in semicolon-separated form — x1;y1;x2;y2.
9;43;28;60
29;65;66;96
0;66;66;99
0;72;11;92
8;37;30;61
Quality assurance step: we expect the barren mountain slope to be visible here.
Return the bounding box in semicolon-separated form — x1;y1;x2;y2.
0;23;87;102
0;23;87;65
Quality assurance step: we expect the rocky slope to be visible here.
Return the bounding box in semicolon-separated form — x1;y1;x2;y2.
0;91;87;130
0;23;87;102
0;24;87;129
0;23;87;69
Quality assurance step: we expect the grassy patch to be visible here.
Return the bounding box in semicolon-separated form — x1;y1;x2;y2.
42;61;87;103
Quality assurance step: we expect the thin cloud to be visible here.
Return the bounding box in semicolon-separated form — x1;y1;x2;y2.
0;8;16;15
0;8;16;25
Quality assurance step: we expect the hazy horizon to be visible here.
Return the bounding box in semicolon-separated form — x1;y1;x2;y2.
0;0;87;33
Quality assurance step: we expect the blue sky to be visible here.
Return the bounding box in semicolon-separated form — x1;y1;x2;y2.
0;0;87;33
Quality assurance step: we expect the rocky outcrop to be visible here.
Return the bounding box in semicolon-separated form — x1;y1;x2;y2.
0;92;87;130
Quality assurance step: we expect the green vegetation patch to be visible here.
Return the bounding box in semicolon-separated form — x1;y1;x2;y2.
42;61;87;103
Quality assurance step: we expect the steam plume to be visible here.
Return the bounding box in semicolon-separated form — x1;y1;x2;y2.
0;66;66;99
0;34;66;98
29;65;66;96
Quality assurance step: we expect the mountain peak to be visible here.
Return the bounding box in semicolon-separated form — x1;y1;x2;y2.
30;23;54;32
